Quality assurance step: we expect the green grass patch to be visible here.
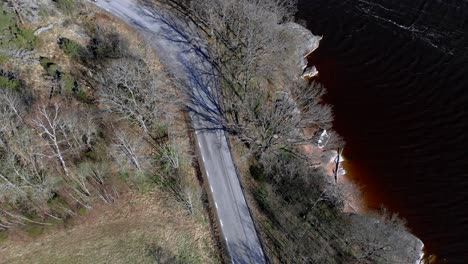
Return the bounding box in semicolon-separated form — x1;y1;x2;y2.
0;53;9;64
47;194;72;220
0;76;20;90
15;28;37;49
78;207;87;216
0;6;37;50
23;224;45;238
175;235;203;264
0;230;8;243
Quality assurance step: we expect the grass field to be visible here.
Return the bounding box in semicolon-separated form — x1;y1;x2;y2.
0;191;219;264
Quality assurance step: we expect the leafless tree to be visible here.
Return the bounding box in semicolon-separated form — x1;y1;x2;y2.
159;141;183;176
347;208;419;263
59;107;98;151
30;102;101;208
98;57;173;137
111;128;151;173
321;129;346;150
0;126;58;228
199;79;333;158
77;162;118;204
180;0;336;158
0;90;53;216
260;150;329;202
31;102;72;176
31;102;98;167
0;151;54;206
0;88;24;126
155;140;203;216
191;0;298;83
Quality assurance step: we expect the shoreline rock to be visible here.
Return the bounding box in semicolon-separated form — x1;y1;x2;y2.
291;24;426;263
283;22;322;72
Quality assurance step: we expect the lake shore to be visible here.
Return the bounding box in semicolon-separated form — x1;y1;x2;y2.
299;29;425;263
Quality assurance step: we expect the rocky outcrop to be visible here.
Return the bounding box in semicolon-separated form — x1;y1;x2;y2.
302;65;319;78
281;22;322;78
34;23;56;36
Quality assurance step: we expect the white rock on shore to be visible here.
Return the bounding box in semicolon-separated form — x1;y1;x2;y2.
282;22;322;72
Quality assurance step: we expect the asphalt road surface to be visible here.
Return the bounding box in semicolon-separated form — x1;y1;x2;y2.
92;1;266;263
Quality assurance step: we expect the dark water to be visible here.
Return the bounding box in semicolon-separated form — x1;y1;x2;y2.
296;0;468;263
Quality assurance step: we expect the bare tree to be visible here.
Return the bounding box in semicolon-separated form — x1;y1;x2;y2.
157;141;203;216
77;162;118;204
0;88;24;126
0;125;57;229
347;208;420;263
98;57;173;137
0;89;53;217
0;151;54;207
30;101;100;208
191;0;298;84
183;0;336;158
111;128;151;173
31;102;98;169
31;102;73;176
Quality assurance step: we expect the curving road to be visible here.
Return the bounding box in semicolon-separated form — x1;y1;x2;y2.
92;1;265;263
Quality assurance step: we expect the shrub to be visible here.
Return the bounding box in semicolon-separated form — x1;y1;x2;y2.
249;163;265;181
58;37;84;60
39;57;62;78
53;0;76;14
75;89;90;103
85;27;130;62
0;70;20;90
15;28;37;50
0;76;20;90
62;73;76;93
78;207;87;216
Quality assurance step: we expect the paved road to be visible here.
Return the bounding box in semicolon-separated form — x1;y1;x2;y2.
92;1;265;263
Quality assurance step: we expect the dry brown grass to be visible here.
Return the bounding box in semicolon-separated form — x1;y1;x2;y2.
0;191;219;264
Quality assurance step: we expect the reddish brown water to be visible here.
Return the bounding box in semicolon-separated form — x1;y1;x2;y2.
297;0;468;263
